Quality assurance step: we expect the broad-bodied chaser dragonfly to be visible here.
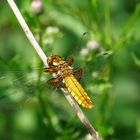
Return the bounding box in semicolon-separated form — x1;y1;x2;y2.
44;55;93;109
0;54;93;110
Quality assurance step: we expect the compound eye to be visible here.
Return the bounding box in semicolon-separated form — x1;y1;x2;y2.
52;59;59;66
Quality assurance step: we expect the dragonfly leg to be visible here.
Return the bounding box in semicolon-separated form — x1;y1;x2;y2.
66;55;74;66
73;68;83;81
43;67;59;73
47;75;63;87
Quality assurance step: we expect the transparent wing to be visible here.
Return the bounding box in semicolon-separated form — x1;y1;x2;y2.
0;68;51;111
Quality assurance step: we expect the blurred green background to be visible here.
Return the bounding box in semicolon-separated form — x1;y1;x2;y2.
0;0;140;140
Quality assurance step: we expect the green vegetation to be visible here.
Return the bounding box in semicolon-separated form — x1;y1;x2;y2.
0;0;140;140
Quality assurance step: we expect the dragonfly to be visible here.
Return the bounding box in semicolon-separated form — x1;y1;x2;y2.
43;54;93;109
0;54;93;110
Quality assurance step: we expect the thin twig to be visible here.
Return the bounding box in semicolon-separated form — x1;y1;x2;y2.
6;0;47;65
6;0;100;139
62;88;99;140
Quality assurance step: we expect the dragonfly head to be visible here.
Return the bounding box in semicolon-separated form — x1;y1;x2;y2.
47;55;65;67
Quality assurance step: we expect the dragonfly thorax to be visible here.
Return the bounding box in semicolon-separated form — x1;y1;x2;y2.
47;55;73;78
47;55;65;67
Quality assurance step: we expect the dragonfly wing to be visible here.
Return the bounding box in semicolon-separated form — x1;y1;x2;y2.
47;75;64;87
66;55;74;66
73;68;83;81
0;69;47;110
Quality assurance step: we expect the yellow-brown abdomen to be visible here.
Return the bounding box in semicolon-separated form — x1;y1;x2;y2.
64;75;93;109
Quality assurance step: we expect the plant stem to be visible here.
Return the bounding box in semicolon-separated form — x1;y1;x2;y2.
62;88;99;140
6;0;47;65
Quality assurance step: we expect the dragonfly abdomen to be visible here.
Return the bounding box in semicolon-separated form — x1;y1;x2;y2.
64;75;93;109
